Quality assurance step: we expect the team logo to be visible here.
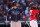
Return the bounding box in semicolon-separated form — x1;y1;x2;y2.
11;11;20;15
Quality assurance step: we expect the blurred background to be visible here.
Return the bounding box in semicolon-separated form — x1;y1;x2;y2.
0;0;40;27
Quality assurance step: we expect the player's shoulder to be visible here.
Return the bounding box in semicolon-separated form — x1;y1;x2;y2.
37;9;39;12
9;7;14;11
33;9;39;11
36;9;39;11
34;9;39;13
9;9;13;11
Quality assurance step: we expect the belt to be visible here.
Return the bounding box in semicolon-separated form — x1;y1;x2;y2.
30;20;37;21
30;15;35;17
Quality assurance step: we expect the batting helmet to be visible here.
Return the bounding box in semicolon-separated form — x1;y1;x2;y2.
29;2;37;7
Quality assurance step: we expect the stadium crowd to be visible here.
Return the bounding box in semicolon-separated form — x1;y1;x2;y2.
0;0;40;23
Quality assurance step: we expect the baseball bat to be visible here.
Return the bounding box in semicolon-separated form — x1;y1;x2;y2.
20;14;30;27
23;18;30;27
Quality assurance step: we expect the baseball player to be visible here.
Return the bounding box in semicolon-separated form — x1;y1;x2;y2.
8;1;23;27
30;3;39;27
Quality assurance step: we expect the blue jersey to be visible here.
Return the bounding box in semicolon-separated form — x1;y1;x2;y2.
8;8;22;21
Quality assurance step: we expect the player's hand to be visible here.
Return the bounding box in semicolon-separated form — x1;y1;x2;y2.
26;21;28;24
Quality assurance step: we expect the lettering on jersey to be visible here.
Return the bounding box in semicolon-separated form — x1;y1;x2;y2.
11;11;20;15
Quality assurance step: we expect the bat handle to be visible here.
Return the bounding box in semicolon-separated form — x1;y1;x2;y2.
26;21;28;24
28;24;30;27
26;21;30;27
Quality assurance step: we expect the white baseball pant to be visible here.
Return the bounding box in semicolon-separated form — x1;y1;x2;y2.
10;21;21;27
30;20;38;27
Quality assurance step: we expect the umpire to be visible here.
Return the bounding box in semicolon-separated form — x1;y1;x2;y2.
8;1;23;27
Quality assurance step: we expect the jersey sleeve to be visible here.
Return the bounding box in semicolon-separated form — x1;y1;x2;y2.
8;10;11;15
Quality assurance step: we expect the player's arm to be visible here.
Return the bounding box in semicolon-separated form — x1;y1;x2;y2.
19;9;26;20
20;13;28;24
8;10;11;20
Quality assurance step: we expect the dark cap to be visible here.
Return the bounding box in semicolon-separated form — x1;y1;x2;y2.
12;1;17;6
